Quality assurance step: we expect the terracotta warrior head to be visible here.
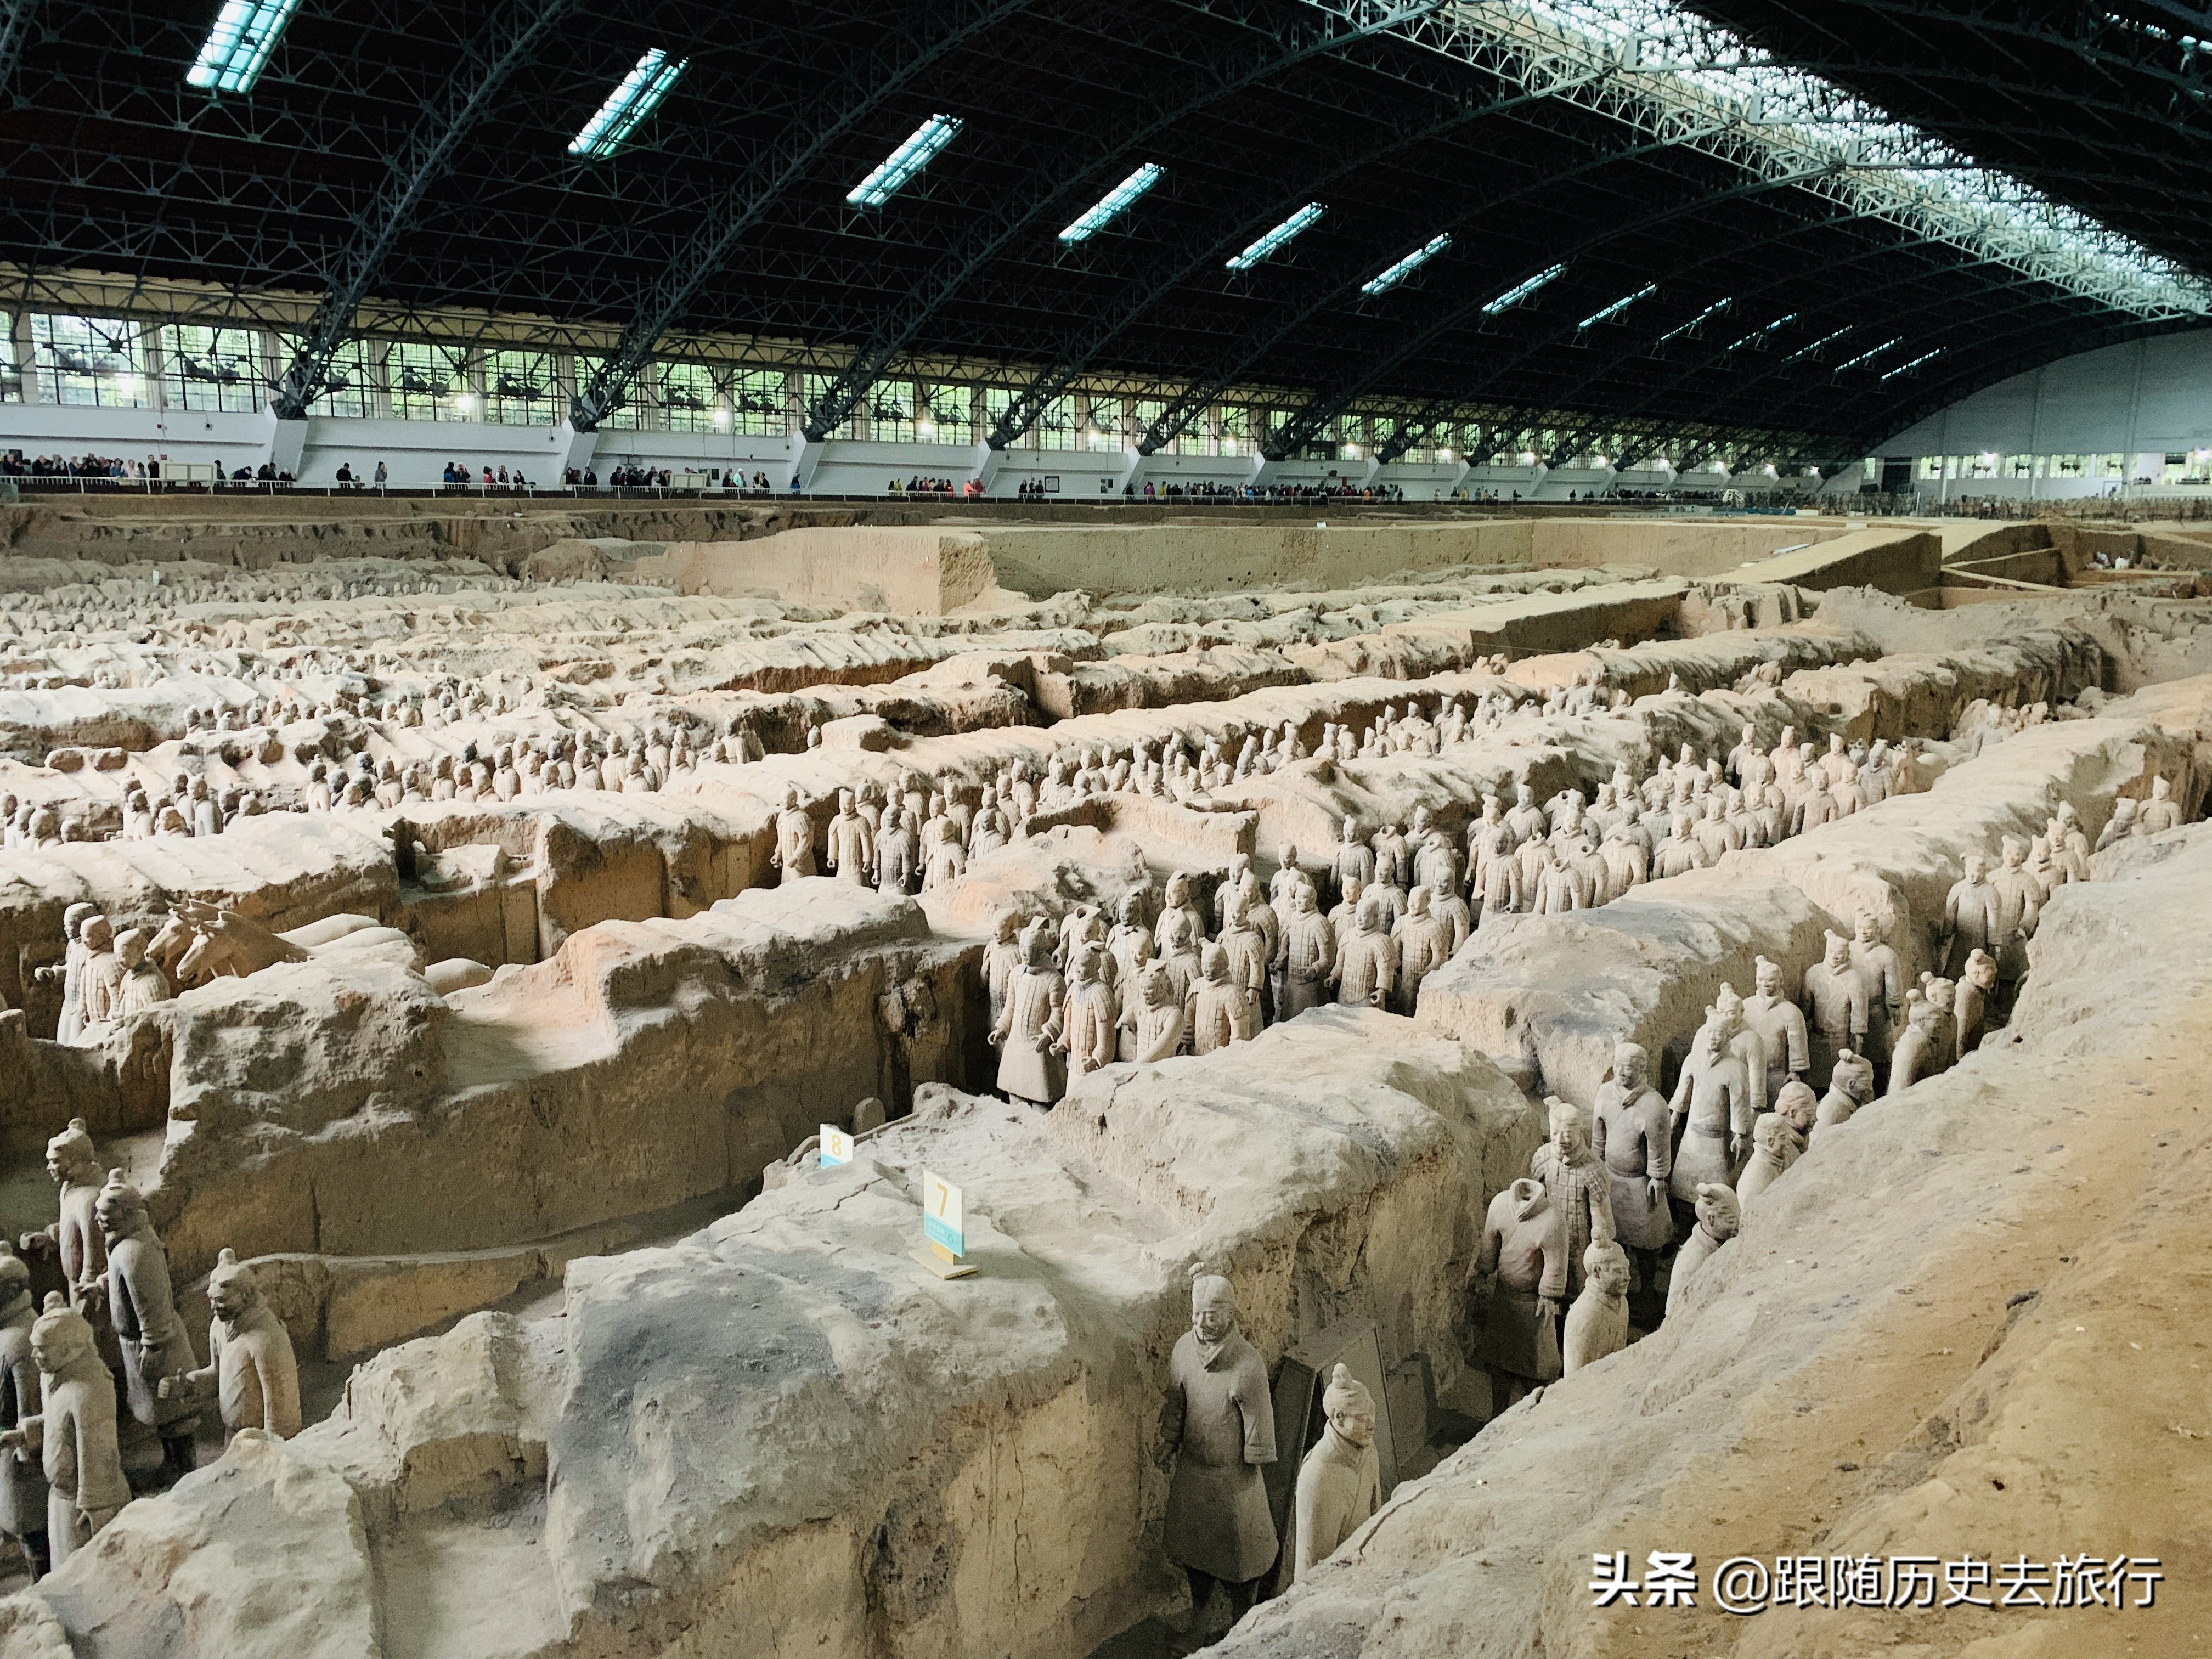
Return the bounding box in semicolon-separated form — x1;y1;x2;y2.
29;1293;94;1378
1190;1272;1239;1349
1694;1182;1741;1243
94;1169;148;1245
46;1118;97;1188
1775;1079;1818;1133
1547;1096;1590;1162
1322;1362;1376;1449
1612;1041;1649;1093
207;1248;263;1324
1753;956;1782;999
1829;1048;1875;1102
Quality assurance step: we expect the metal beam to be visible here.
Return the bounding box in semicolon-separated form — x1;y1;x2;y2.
272;0;582;419
571;0;1035;431
795;0;1449;442
0;0;39;99
978;60;1617;452
1262;160;1848;460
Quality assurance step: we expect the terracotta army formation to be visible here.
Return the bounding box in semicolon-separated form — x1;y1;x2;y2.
1158;1273;1277;1633
0;533;2188;1659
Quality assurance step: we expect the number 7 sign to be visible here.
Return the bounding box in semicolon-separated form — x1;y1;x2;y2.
913;1169;978;1280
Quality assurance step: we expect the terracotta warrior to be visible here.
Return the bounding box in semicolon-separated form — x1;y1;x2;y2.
1187;943;1253;1055
1331;895;1397;1009
2095;795;2141;851
1984;837;2044;993
1885;991;1942;1096
1663;1183;1740;1320
2139;775;2183;834
769;786;816;883
1158;1274;1277;1629
97;1169;200;1482
1291;1363;1380;1583
989;924;1066;1108
1474;1177;1565;1407
1954;947;2000;1060
21;1119;108;1304
1668;1015;1751;1201
825;788;872;885
1741;956;1808;1103
1848;913;1907;1063
1803;929;1870;1088
111;928;171;1018
1937;854;2000;980
0;1294;127;1569
1130;963;1187;1064
162;1248;301;1443
982;911;1024;1033
1592;1041;1672;1299
1275;881;1335;1023
1531;1098;1615;1302
1332;816;1374;900
1561;1239;1630;1375
1815;1048;1874;1134
1058;945;1120;1081
0;1248;49;1578
1391;885;1452;1014
1733;1113;1794;1205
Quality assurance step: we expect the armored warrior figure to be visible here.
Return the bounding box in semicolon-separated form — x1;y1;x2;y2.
1530;1097;1615;1302
1158;1274;1277;1630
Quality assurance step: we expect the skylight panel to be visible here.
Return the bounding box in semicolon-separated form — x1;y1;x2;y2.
1227;205;1325;271
1480;263;1565;315
1835;336;1904;373
185;0;304;94
1300;0;2212;318
847;114;963;208
1059;163;1164;243
568;50;687;159
1361;233;1452;296
1660;296;1731;341
1577;282;1656;330
1881;348;1943;381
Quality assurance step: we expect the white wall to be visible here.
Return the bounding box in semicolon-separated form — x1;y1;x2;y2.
1876;327;2212;500
0;403;274;472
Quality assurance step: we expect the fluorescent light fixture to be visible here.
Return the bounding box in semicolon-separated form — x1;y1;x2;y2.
1660;296;1732;341
1361;233;1451;296
1059;163;1164;243
1882;349;1944;381
1227;204;1325;271
185;0;304;93
1481;263;1566;315
1578;282;1657;330
1834;336;1904;373
569;50;688;159
1724;311;1798;351
847;114;963;207
1784;324;1853;362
